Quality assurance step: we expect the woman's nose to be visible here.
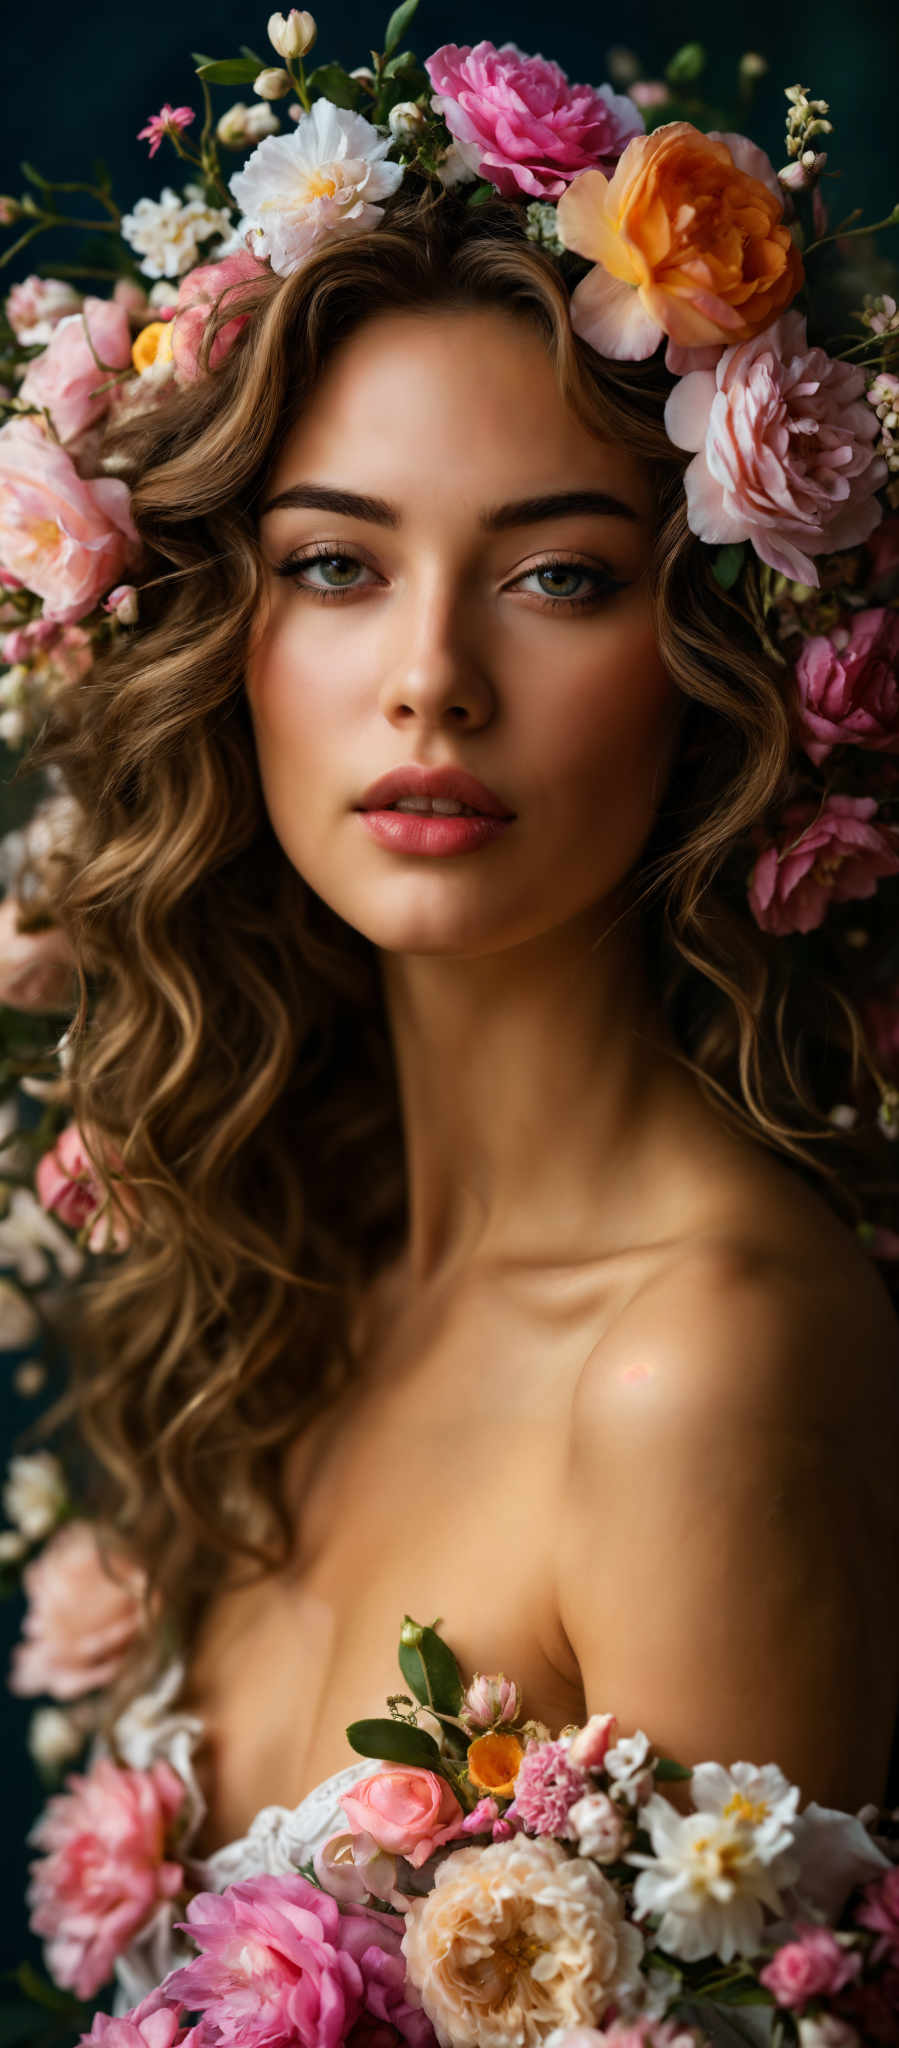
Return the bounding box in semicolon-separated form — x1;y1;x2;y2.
377;580;495;729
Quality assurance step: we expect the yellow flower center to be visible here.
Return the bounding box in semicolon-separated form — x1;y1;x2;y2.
25;518;61;550
131;321;174;374
299;168;339;199
811;852;847;886
722;1791;770;1826
691;1834;745;1876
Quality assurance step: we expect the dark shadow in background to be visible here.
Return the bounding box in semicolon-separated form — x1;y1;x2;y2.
1;0;898;1998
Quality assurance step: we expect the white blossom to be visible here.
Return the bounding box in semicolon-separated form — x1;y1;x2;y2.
28;1703;88;1771
120;184;234;281
0;1527;27;1562
3;1449;67;1539
216;101;281;149
0;1187;84;1285
229;98;404;278
628;1762;802;1963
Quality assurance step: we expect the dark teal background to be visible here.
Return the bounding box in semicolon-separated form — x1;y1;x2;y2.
1;0;899;2014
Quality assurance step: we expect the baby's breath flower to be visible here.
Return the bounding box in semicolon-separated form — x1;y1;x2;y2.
524;201;564;255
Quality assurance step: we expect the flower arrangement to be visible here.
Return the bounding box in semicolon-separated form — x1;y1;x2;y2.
9;1607;895;2048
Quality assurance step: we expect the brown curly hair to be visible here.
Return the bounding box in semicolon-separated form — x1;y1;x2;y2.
31;176;897;1653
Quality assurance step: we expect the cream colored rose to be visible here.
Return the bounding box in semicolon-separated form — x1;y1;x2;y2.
400;1833;644;2048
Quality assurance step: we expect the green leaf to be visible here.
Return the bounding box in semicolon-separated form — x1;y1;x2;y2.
398;1620;464;1714
711;543;746;590
305;63;365;110
194;58;264;85
19;162;52;191
653;1755;693;1781
383;0;419;59
665;42;707;86
466;181;497;208
12;1965;82;2015
346;1716;443;1767
383;49;418;77
239;45;266;65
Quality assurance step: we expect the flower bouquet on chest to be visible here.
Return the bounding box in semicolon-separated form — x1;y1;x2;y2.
68;1616;899;2048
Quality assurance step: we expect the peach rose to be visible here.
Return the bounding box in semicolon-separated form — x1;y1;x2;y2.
36;1120;138;1253
27;1755;184;2000
556;121;802;362
341;1766;466;1870
0;897;75;1011
19;297;133;446
0;416;139;624
9;1518;152;1700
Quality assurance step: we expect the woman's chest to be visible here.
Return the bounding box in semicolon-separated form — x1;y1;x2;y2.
181;1259;627;1855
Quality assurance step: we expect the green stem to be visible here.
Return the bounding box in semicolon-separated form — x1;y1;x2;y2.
804;207;899;256
288;57;312;113
0;224;43;269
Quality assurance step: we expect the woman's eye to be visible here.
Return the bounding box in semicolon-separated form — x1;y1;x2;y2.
273;548;623;611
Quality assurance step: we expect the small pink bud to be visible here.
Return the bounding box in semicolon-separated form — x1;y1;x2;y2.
461;1672;522;1729
103;584;139;624
568;1712;618;1771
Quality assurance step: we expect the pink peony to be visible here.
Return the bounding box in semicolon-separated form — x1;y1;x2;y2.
341;1765;467;1869
165;1870;436;2048
793;609;899;764
854;1864;899;1967
28;1756;185;2000
169;249;270;383
759;1926;863;2009
5;276;82;345
664;309;887;586
0;416;139;624
19;297;133;447
9;1517;152;1700
36;1120;137;1253
0;897;75;1011
748;795;899;935
423;40;642;200
511;1737;590;1838
78;1987;196;2046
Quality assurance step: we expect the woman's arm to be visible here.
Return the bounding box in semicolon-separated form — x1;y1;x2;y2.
555;1241;899;1815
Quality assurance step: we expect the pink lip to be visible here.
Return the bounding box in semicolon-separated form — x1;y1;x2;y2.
359;810;512;856
356;763;515;818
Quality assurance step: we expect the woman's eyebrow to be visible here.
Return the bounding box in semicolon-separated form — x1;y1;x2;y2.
258;483;643;527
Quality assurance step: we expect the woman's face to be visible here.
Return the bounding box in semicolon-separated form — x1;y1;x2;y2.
247;304;682;957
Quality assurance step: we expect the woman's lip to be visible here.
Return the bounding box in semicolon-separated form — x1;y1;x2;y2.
357;766;514;817
358;810;513;855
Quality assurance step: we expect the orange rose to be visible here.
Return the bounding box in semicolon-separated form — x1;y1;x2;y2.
466;1731;525;1798
556;121;803;363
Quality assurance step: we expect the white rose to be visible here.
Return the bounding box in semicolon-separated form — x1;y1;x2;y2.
568;1790;630;1862
3;1450;68;1538
28;1703;87;1770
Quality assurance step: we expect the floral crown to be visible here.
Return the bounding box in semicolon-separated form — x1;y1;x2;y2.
1;7;899;1233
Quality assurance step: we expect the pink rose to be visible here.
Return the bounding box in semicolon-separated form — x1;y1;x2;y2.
749;795;899;935
568;1711;618;1770
664;309;886;586
423;40;642;199
0;897;75;1011
28;1756;185;2000
854;1864;899;1968
341;1765;466;1869
862;987;899;1077
9;1518;152;1700
19;297;133;447
793;609;899;764
36;1120;137;1253
760;1926;863;2009
170;249;270;383
0;417;139;624
5;276;82;345
165;1871;436;2048
78;1987;196;2046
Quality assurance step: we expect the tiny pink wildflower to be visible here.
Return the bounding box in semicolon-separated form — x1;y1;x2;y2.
137;106;196;159
511;1738;590;1839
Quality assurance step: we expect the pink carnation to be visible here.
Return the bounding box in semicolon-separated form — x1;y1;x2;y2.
511;1737;590;1838
9;1517;152;1700
36;1120;137;1253
853;1864;899;1968
0;416;139;624
759;1926;863;2009
748;795;899;935
170;249;270;383
165;1871;435;2048
78;1986;196;2046
664;309;887;586
19;297;133;447
793;609;899;764
423;40;642;199
28;1757;185;2001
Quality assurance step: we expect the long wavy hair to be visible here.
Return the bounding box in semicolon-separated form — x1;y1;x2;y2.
32;175;897;1658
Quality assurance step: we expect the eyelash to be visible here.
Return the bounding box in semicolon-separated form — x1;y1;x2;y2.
272;541;626;613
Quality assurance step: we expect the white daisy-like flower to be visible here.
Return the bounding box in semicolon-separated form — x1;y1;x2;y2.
3;1449;67;1539
605;1729;653;1780
628;1763;803;1964
120;183;234;280
228;96;405;277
